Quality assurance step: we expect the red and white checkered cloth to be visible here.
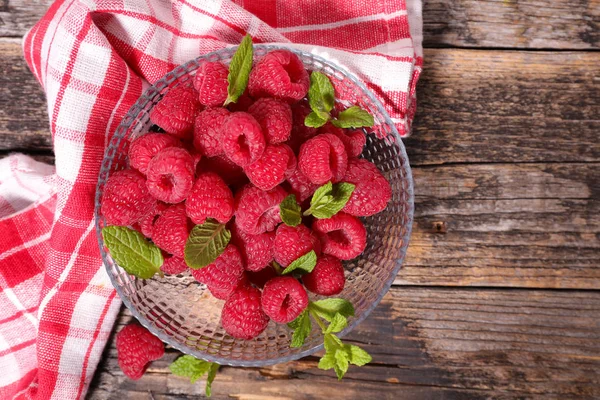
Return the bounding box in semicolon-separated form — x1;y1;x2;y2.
0;1;422;398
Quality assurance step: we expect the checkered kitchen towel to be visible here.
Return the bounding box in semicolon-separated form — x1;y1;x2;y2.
0;1;422;398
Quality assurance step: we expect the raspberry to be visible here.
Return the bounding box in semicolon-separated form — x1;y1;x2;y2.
286;168;319;203
302;255;345;296
207;283;236;300
160;255;188;275
227;92;254;112
342;158;392;217
116;323;164;380
150;83;199;140
221;112;266;167
191;244;244;292
137;202;168;239
198;155;248;188
152;204;191;257
221;283;269;339
287;101;318;152
298;133;348;185
248;50;309;103
101;169;156;226
186;172;234;224
244;144;296;191
193;62;228;107
193;107;229;157
248;98;292;144
273;224;320;267
231;224;274;272
234;185;287;235
129;133;182;174
246;265;278;288
312;212;366;260
261;277;308;323
319;124;366;158
146;147;195;203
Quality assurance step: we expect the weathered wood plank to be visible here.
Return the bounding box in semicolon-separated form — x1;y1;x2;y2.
88;288;600;399
398;162;600;288
0;0;52;37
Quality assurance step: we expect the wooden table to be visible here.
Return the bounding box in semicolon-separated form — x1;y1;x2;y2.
2;1;599;398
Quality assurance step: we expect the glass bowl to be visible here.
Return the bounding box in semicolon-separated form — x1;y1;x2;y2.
94;45;414;367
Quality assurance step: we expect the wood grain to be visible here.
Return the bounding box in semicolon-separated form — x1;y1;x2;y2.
0;0;53;37
88;288;600;399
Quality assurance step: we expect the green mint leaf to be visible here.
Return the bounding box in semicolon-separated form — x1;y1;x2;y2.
304;111;329;128
287;309;312;348
308;71;335;115
334;349;350;380
282;250;317;275
205;363;220;397
184;219;231;269
325;312;348;334
318;352;336;370
169;355;212;384
309;298;355;322
323;332;344;352
331;106;374;128
224;34;253;106
279;194;302;227
305;182;355;219
347;344;372;366
102;226;163;279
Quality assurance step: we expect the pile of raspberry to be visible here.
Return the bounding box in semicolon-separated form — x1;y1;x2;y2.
102;50;392;340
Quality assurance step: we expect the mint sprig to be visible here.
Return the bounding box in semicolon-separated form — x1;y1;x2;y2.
304;181;355;219
279;194;302;227
184;219;231;269
282;250;317;275
287;299;372;380
169;355;220;397
331;106;374;129
224;34;253;106
102;226;163;279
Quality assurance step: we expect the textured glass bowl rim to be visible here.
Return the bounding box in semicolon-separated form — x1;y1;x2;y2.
94;44;414;367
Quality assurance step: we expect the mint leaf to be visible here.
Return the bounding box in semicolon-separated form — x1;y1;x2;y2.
169;355;212;384
347;344;372;366
318;352;336;370
102;226;163;279
282;250;317;275
288;309;312;347
205;363;220;397
333;349;349;380
325;312;348;334
279;194;302;227
184;219;231;269
331;106;374;128
224;34;253;106
304;182;355;219
308;71;335;115
310;298;355;322
305;111;329;128
323;332;343;352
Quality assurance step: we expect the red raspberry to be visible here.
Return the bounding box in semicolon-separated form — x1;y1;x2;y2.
246;265;278;288
248;50;309;103
319;124;366;158
186;172;234;225
198;155;248;188
298;134;348;185
150;83;199;140
193;62;228;107
234;185;287;235
342;158;392;217
287;101;318;152
129;133;182;174
152;204;191;257
101;169;156;226
221;112;266;167
146;147;195;203
207;283;235;300
302;255;345;296
286;168;319;203
227;92;253;112
261;277;308;323
116;323;164;380
231;224;274;272
160;255;188;275
191;244;244;292
248;98;292;144
244;144;296;191
221;283;269;339
137;202;168;239
193;107;229;157
312;212;366;260
273;224;320;267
